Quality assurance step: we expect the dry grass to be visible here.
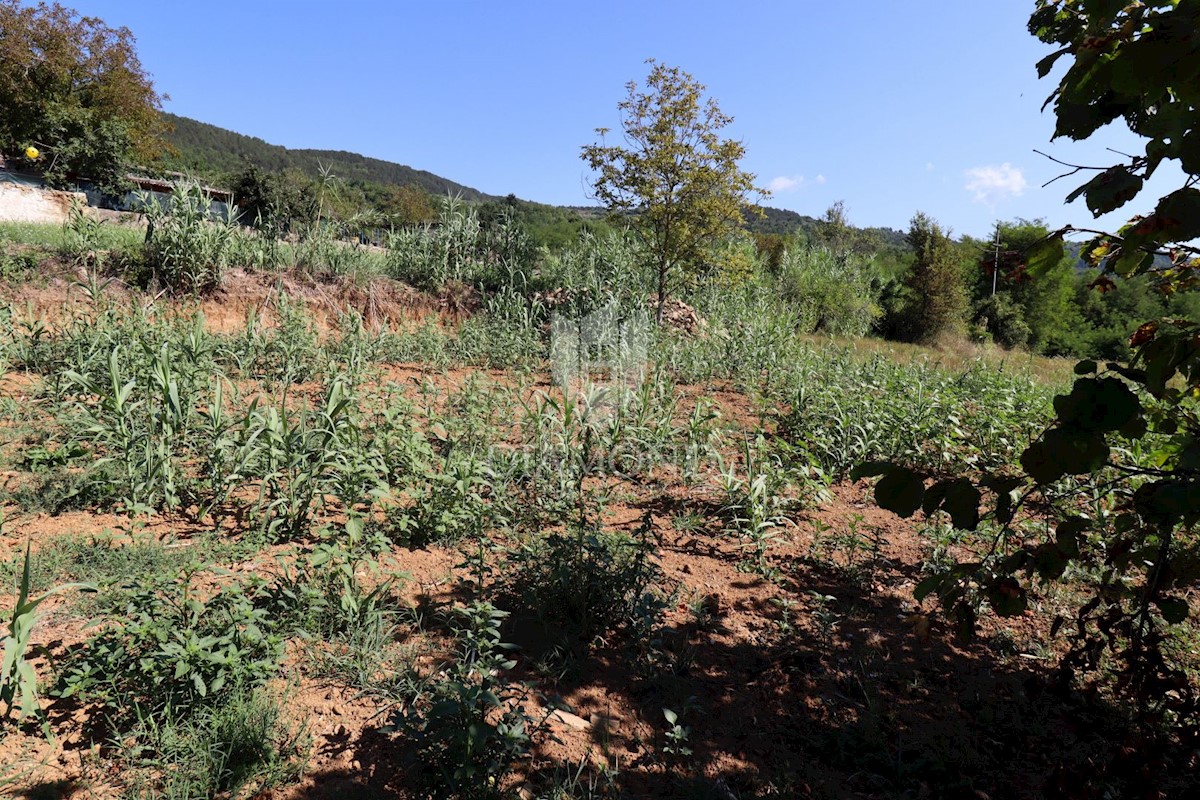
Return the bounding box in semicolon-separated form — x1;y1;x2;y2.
804;331;1075;386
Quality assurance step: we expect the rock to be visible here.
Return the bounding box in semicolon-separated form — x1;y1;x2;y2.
655;298;706;334
548;709;591;730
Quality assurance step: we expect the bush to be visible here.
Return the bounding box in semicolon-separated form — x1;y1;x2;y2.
123;688;309;800
974;292;1031;349
775;245;882;337
496;523;663;657
141;181;239;293
56;572;284;722
389;602;543;800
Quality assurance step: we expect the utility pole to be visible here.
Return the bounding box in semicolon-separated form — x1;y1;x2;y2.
991;224;1002;296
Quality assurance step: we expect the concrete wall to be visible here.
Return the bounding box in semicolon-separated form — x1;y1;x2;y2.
0;181;88;224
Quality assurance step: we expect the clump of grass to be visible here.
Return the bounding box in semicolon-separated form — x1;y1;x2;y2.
122;688;309;800
0;532;220;599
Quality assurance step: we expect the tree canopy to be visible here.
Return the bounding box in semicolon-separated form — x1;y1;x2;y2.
581;59;765;320
0;0;165;191
904;212;969;342
1028;0;1199;285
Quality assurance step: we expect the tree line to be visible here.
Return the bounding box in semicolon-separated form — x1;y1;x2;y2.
3;0;1194;366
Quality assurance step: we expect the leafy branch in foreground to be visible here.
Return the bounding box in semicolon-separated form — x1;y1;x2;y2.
861;0;1200;732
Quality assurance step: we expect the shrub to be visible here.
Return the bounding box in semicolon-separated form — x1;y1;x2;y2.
389;602;544;800
775;245;882;337
56;572;284;722
974;292;1032;349
123;688;309;800
496;521;663;657
140;181;239;294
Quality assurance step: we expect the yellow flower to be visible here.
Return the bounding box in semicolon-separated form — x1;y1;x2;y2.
24;146;40;160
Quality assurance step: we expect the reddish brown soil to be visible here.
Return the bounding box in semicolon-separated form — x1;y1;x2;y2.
0;283;1191;800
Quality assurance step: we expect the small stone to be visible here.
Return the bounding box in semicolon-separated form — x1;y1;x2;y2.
549;709;591;730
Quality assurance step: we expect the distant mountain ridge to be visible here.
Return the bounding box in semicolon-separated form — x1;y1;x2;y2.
161;113;907;245
162;113;494;202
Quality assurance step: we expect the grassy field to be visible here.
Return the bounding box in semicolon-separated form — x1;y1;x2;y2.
0;219;1195;800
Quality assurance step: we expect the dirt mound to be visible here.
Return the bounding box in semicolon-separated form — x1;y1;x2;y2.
657;297;705;334
206;269;437;332
0;266;442;334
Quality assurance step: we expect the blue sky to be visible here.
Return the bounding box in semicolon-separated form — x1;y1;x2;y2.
60;1;1184;240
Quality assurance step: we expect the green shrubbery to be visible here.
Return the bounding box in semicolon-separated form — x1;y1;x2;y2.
774;245;882;337
56;572;284;719
140;182;240;293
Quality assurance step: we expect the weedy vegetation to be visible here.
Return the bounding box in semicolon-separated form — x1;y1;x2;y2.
0;4;1196;795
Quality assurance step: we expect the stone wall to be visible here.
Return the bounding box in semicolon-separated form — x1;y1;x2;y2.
0;181;88;224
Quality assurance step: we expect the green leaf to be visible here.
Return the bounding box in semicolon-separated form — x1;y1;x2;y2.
1083;166;1144;217
1133;479;1200;526
952;601;977;639
1155;597;1189;625
1105;363;1147;384
1020;439;1065;485
983;476;1024;526
1050;427;1110;475
849;461;896;481
922;478;981;531
1052;377;1140;432
914;573;945;603
1035;47;1071;78
1180;128;1200;175
1117;415;1148;440
1024;233;1065;278
1055;517;1087;559
1112;247;1153;277
874;468;925;518
1032;544;1069;581
1152;187;1200;242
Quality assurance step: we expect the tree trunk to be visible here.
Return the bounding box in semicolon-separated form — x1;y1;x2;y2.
656;259;667;325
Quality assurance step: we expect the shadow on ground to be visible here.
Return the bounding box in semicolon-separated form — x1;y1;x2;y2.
271;552;1195;800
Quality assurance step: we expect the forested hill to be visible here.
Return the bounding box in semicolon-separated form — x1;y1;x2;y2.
746;205;908;248
161;113;493;201
161;113;908;247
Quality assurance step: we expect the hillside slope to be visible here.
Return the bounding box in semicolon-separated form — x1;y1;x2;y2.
160;113;911;245
162;113;493;201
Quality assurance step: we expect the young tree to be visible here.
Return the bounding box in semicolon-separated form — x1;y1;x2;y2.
812;200;882;256
0;1;165;192
581;59;766;321
903;212;968;341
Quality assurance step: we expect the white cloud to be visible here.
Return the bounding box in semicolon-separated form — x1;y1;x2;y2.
815;174;826;185
926;162;935;172
964;163;1027;205
768;175;805;193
